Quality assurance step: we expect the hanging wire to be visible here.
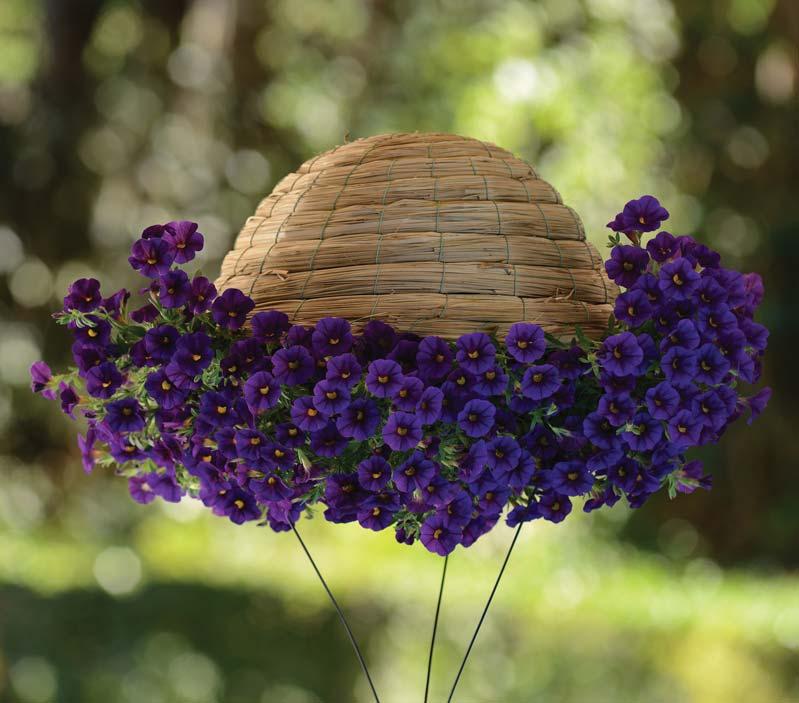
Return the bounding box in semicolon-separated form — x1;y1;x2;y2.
424;554;449;703
446;523;523;703
291;524;382;703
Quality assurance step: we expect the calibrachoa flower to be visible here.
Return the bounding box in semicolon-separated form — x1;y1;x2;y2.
30;198;771;555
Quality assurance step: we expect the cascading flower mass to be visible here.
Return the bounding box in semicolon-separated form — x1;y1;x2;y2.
31;199;771;556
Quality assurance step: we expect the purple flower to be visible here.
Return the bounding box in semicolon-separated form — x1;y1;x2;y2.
198;390;239;427
275;422;305;447
170;333;212;379
357;492;401;531
251;475;293;502
234;429;270;465
365;359;404;398
599;333;644;377
251;310;291;345
58;383;79;418
290;396;328;432
668;409;703;447
129;475;158;504
645;381;680;420
614;289;653;327
244;371;281;414
420;513;461;556
144;325;179;364
610;195;670;233
272;346;315;386
661;346;698;386
128;238;175;278
455;332;496;374
457;399;495;438
416;336;453;380
393;375;424;412
582;412;620;450
145;369;187;410
415;386;444;425
72;344;106;375
538;493;573;523
485;436;521;477
70;316;111;349
597;393;636;427
361;320;398;359
383;411;423;451
658;258;701;300
163;220;203;263
520;364;561;401
211;289;255;330
695;343;730;385
604;246;650;288
549;460;594;496
646;231;678;262
358;456;391;491
312;317;353;357
130;303;159;324
158;269;192;308
743;387;771;425
187;276;217;314
30;361;56;399
63;278;102;312
474;366;508;396
505;322;546;363
78;425;97;473
104;397;145;433
85;361;123;399
221;490;262;524
621;413;664;451
697;305;738;339
337;398;380;440
692;390;729;431
324;353;361;390
313;379;350;415
310;422;349;457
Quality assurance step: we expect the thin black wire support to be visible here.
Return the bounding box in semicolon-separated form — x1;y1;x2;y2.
424;554;449;703
446;523;523;703
291;524;381;703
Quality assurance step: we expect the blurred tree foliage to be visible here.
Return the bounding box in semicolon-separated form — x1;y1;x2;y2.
0;0;797;701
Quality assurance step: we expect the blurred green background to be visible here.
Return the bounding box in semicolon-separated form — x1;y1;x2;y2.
0;0;796;701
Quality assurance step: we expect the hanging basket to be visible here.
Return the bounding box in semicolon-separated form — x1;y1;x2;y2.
216;132;617;340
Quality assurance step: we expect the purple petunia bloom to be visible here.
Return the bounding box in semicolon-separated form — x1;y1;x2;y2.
646;231;678;262
158;269;192;308
244;371;281;414
505;322;546;363
58;382;79;418
170;331;214;377
272;346;315;386
145;368;187;410
325;353;361;390
485;436;521;477
393;375;424;412
211;289;255;330
604;245;650;288
420;513;461;556
104;397;145;433
63;278;102;312
393;451;436;492
85;361;123;399
198;389;240;427
186;276;216;315
336;398;380;440
609;195;670;234
310;422;349;457
78;425;97;473
645;381;681;420
695;343;730;386
30;361;56;399
621;413;664;451
582;412;620;450
662;318;700;351
163;221;203;263
70;316;111;349
520;364;560;401
743;387;771;425
313;379;350;416
251;310;291;345
251;475;293;503
658;258;701;300
365;359;404;398
234;428;270;466
416;386;444;425
614;289;653;328
128;237;175;278
668;409;703;447
474;366;508;396
661;346;698;386
599;332;644;377
692;390;729;431
312;317;353;356
549;460;594;496
538;493;573;523
221;490;262;524
457;399;496;438
290;395;328;432
597;393;636;427
144;325;179;364
416;336;453;380
129;474;158;504
455;332;496;374
383;411;423;452
358;456;391;491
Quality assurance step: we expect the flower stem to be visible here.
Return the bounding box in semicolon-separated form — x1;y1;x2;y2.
424;554;448;703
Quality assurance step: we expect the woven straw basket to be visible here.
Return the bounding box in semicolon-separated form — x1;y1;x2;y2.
216;132;617;340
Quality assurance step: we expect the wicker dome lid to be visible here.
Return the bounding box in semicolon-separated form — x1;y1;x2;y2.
216;132;617;340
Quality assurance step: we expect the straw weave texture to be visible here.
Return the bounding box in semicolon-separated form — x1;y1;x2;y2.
217;132;617;340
